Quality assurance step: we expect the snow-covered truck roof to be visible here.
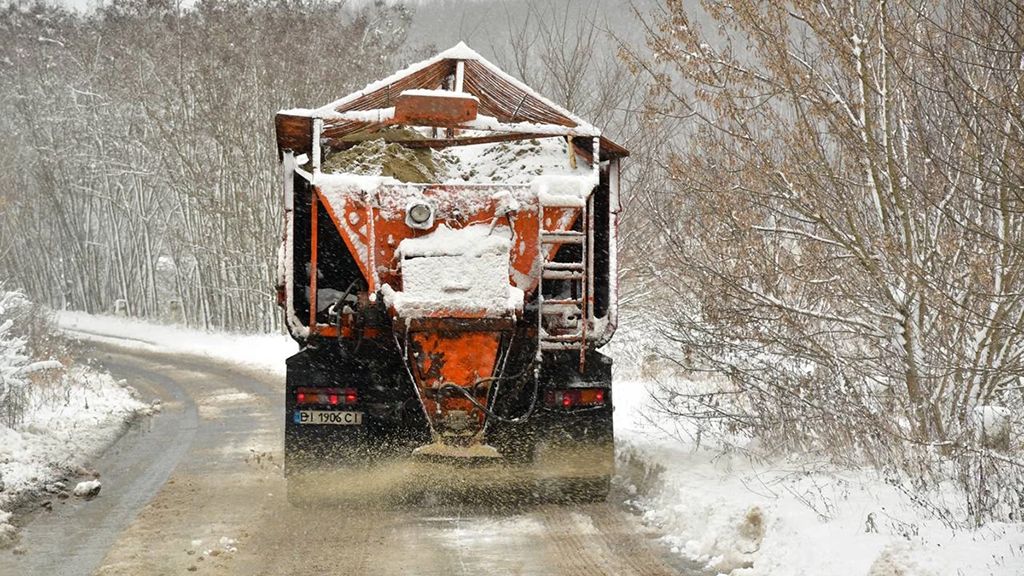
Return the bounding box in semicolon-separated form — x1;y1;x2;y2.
273;42;630;162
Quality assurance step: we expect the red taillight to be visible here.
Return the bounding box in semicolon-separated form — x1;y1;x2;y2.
296;387;353;405
546;388;607;409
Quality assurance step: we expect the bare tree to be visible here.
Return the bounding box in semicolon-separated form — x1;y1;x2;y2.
626;0;1024;520
0;0;412;331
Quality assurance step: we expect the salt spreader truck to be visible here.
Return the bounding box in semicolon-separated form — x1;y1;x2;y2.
274;43;628;501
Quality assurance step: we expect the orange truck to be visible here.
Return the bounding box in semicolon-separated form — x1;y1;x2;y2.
274;43;628;502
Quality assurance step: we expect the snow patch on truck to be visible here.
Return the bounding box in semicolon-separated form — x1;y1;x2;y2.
400;88;480;101
442;135;591;185
533;173;598;207
371;184;533;222
316;172;400;198
382;224;524;318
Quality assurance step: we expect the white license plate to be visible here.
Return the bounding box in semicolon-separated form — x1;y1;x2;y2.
294;410;363;425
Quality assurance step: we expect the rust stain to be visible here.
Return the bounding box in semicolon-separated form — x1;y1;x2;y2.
393;92;479;126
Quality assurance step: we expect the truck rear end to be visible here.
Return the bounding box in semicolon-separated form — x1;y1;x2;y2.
274;43;627;504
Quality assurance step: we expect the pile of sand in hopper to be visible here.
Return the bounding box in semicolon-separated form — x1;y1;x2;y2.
321;128;588;184
322;128;445;183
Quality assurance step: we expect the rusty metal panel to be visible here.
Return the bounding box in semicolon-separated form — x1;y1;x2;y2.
275;113;313;159
393;92;478;126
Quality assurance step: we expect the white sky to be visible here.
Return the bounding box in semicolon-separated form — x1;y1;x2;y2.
56;0;446;11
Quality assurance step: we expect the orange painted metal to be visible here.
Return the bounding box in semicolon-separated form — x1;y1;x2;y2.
312;182;583;322
312;181;585;450
407;327;502;434
313;184;580;302
393;92;478;126
309;323;381;339
316;192;377;292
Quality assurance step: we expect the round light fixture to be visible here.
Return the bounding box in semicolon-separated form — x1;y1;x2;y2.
405;201;434;230
408;203;432;224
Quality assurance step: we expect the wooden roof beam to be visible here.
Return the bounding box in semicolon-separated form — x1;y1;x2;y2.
325;132;554;151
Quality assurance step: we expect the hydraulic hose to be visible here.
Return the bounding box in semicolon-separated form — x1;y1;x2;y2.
437;374;540;424
393;329;542;425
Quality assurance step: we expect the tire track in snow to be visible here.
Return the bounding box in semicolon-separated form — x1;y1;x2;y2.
538;505;620;575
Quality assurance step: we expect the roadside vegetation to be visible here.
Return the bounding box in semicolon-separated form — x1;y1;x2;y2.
623;0;1024;526
0;0;412;331
0;289;143;549
0;290;63;429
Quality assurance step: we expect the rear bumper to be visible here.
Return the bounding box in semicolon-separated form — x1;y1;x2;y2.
284;346;615;475
285;408;614;478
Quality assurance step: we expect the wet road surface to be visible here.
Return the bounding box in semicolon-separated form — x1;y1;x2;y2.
1;344;691;576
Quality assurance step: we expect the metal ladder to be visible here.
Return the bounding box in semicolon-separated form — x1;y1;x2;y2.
537;198;590;371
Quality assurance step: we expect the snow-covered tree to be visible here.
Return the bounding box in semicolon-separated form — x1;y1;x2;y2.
0;291;62;428
0;0;412;331
627;0;1024;518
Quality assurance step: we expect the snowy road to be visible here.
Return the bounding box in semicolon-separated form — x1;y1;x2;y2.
1;344;691;576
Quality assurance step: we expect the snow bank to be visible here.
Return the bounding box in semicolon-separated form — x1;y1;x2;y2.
612;373;1024;576
56;312;297;375
383;223;524;318
0;366;142;512
0;511;15;549
0;292;144;548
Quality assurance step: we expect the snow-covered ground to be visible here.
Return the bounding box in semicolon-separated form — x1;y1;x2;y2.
49;312;1024;575
56;311;298;375
0;295;145;549
0;368;144;502
613;376;1024;576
